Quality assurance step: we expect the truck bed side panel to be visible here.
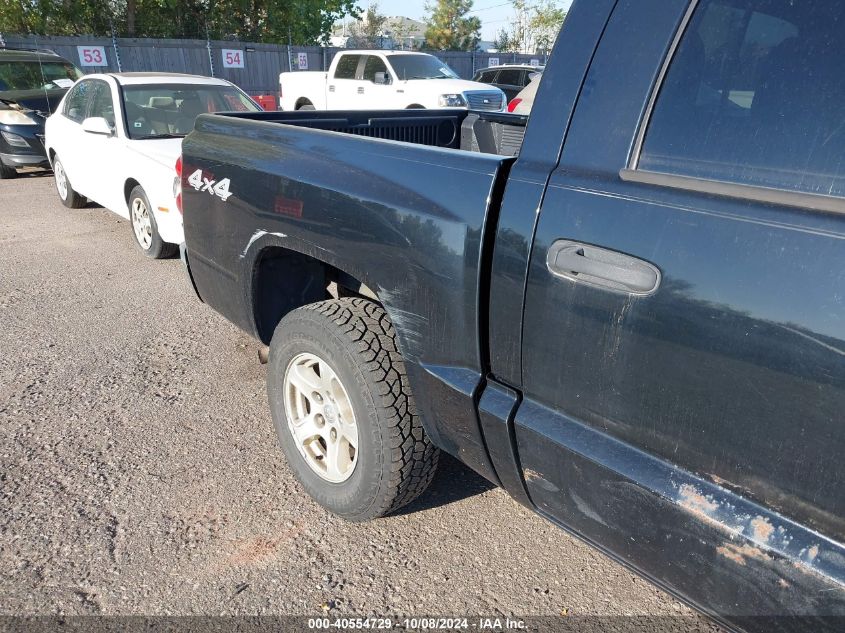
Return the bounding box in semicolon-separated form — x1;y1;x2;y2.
182;116;514;480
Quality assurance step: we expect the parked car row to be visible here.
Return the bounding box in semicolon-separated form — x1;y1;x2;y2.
7;46;536;262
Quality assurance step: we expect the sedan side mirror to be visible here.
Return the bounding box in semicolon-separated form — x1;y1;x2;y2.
81;117;114;136
374;72;390;85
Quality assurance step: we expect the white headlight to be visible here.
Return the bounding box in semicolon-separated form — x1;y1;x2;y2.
0;109;37;125
438;94;467;108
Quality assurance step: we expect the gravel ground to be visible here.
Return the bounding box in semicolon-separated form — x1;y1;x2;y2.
0;174;717;627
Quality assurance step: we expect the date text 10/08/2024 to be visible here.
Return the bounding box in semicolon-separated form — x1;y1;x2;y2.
308;617;527;630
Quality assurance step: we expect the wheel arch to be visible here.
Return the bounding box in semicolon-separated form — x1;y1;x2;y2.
124;178;142;208
250;243;379;346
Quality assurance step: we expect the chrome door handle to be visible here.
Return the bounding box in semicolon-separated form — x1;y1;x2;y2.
357;87;365;94
328;85;335;92
547;240;660;295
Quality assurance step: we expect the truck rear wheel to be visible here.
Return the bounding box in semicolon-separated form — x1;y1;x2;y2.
267;297;439;521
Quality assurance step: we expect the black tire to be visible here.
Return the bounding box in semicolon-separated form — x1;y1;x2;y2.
406;104;425;109
52;156;85;208
128;185;177;259
0;162;17;179
267;298;439;521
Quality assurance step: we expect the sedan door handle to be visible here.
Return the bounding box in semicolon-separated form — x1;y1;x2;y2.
547;240;660;295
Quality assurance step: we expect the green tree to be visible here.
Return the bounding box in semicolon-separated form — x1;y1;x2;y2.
492;27;510;53
0;0;361;44
347;3;387;49
423;0;480;51
495;0;565;54
530;0;566;54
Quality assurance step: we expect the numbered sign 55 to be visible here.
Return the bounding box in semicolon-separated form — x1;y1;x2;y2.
78;46;107;67
297;52;309;70
222;49;244;69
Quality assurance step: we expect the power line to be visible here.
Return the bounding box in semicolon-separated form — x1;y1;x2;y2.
467;1;513;14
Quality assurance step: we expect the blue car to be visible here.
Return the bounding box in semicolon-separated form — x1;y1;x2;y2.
0;48;83;178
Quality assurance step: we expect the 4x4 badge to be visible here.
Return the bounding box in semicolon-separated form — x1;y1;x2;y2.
187;169;233;202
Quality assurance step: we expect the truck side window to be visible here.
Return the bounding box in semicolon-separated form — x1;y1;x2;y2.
638;1;845;198
362;56;389;83
334;55;362;80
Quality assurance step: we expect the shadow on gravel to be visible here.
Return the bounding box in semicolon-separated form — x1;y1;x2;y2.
396;452;496;515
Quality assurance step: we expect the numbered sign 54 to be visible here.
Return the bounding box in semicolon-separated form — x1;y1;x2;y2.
222;49;244;69
78;46;107;67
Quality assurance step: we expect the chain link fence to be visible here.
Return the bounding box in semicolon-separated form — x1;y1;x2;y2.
3;33;548;99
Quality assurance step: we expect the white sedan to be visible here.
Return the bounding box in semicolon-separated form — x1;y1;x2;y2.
45;73;260;258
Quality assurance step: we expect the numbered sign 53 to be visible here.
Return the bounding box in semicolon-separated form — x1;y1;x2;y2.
78;46;107;67
222;49;244;69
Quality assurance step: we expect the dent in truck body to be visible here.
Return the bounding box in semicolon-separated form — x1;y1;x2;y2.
182;114;515;483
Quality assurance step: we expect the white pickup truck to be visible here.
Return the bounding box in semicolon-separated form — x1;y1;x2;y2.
279;50;507;112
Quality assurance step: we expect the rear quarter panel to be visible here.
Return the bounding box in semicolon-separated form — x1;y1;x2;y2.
182;114;513;478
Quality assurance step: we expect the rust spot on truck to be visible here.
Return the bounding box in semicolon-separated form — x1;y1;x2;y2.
750;516;774;542
523;468;559;492
717;542;772;566
678;484;719;521
717;545;746;565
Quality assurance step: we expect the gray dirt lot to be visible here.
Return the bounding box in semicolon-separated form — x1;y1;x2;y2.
0;174;716;626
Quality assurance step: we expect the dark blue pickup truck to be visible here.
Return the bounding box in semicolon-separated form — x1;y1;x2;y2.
181;1;844;630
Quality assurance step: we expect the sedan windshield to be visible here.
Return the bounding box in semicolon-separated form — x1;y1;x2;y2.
122;83;260;139
387;54;458;80
0;61;83;91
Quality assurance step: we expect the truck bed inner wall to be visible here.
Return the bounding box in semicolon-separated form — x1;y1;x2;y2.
182;114;515;480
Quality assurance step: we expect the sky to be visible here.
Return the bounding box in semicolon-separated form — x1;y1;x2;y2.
372;0;575;41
